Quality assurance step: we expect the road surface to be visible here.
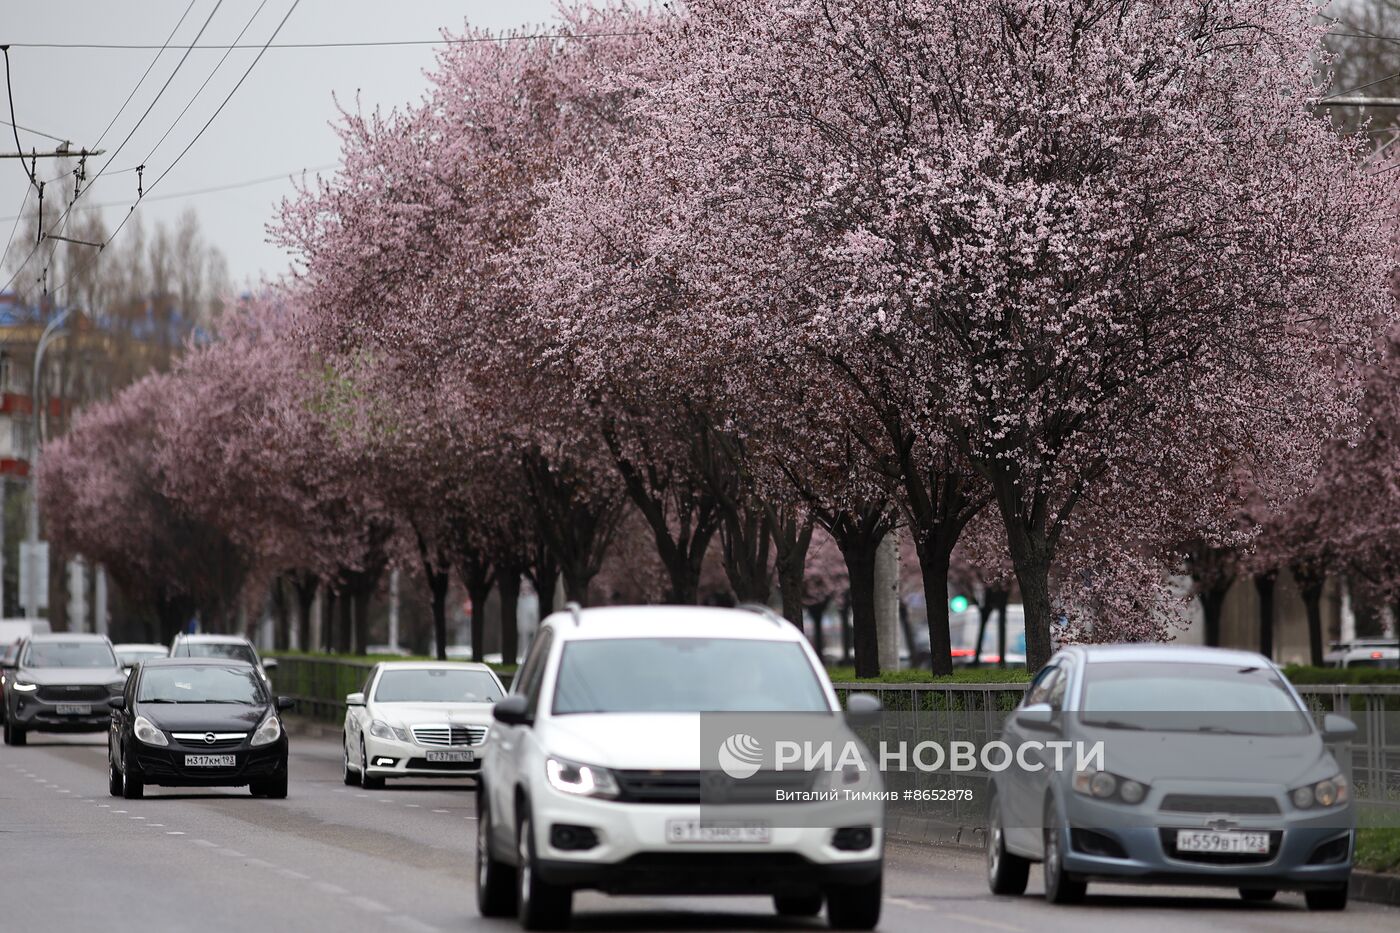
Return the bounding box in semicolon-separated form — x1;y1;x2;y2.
2;731;1396;932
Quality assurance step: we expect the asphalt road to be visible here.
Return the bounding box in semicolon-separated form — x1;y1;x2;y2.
2;730;1398;933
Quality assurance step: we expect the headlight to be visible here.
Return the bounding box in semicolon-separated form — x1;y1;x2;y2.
1073;769;1147;804
11;681;38;692
368;719;410;742
250;712;283;747
545;756;619;798
1292;774;1348;809
134;715;168;747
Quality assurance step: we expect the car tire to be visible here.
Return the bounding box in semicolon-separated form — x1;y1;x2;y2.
108;752;124;797
1305;885;1348;911
987;791;1030;896
516;809;572;930
121;748;144;800
1042;803;1086;905
825;871;881;930
476;788;518;917
4;717;25;746
253;771;289;799
1239;887;1277;902
342;734;358;786
774;893;823;917
360;739;385;791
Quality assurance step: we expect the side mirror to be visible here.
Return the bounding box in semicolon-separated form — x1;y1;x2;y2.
0;659;15;670
107;696;126;710
345;692;365;707
1322;713;1358;742
276;696;295;712
845;692;882;725
262;658;279;671
1016;703;1058;732
493;695;532;727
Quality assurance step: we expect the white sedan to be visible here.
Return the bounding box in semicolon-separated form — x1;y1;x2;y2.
343;661;505;789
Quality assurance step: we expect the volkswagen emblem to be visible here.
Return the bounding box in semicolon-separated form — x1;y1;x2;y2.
204;732;217;745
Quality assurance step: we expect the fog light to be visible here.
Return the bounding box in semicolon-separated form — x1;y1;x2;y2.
550;824;598;851
1119;780;1145;805
374;757;396;767
1292;786;1314;809
832;826;874;851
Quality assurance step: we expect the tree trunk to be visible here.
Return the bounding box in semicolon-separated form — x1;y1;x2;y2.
1199;586;1228;648
807;595;830;661
521;447;623;610
840;540;881;678
414;531;451;661
498;564;523;666
773;514;814;629
322;591;336;653
292;573;317;654
1254;572;1277;661
1002;515;1055;672
718;503;774;604
912;534;957;675
271;578;290;652
972;602;991;667
352;587;371;657
336;591;352;655
1293;565;1326;667
996;597;1009;670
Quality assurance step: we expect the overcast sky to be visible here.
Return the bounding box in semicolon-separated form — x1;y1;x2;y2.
1;0;559;293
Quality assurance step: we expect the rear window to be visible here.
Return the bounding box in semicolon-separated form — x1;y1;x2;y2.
553;638;829;714
176;642;257;665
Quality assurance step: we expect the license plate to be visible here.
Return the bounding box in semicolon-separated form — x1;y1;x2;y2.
425;749;474;763
184;755;236;768
666;820;770;844
55;703;91;715
1176;830;1270;854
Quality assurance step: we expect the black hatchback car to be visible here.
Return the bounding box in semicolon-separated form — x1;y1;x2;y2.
109;658;293;799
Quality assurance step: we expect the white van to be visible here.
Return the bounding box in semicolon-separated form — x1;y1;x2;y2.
0;618;51;646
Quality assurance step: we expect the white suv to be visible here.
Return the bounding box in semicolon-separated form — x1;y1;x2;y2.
477;604;884;930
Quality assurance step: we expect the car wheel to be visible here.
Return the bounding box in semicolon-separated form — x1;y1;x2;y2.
4;717;25;746
516;809;572;930
987;791;1030;896
825;870;881;930
108;751;124;797
342;734;358;786
1042;802;1085;905
773;893;823;916
476;788;518;917
1305;885;1348;911
360;739;385;790
1239;887;1277;902
120;747;144;800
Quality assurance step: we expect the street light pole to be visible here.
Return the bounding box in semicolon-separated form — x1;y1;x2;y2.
23;307;70;619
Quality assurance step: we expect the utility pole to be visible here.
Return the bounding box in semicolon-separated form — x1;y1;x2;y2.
22;308;69;619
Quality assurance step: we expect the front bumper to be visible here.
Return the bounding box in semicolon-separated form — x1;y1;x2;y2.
9;696;114;732
363;733;482;779
133;738;288;787
1059;789;1354;889
526;786;884;895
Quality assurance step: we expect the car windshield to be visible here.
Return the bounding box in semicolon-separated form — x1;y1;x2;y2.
177;642;257;665
1080;661;1310;735
139;666;264;705
553;638;829;714
24;641;116;668
117;649;168;667
374;669;503;704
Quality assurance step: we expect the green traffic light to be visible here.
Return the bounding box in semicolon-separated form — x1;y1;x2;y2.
949;594;970;613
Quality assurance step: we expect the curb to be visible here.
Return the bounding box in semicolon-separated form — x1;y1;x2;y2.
887;819;1400;908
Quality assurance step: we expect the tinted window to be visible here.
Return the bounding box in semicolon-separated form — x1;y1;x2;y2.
374;669;502;703
176;642;257;665
553;638;829;714
24;640;116;668
139;666;264;705
1080;662;1309;735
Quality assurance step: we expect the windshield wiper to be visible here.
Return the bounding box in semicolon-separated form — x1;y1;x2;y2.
1080;718;1147;730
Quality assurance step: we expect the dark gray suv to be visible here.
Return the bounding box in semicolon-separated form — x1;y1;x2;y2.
2;633;126;745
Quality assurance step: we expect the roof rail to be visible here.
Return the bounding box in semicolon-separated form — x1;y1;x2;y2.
737;602;786;627
565;602;583;626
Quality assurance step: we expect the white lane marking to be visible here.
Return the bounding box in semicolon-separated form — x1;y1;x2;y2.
943;913;1026;932
405;804;420;808
130;816;145;820
314;882;348;896
387;915;439;933
98;804;109;808
192;839;218;848
166;831;185;836
149;824;164;828
378;798;392;803
887;897;931;911
350;896;391;913
278;869;310;881
431;809;449;814
112;810;127;814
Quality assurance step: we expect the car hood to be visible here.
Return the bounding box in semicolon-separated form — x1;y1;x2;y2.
542;714;703;770
20;667;124;687
139;703;268;732
372;703;495;726
1077;726;1330;786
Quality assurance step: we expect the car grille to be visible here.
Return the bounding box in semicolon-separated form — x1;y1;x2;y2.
1159;794;1280;815
1159;828;1282;865
411;724;486;747
614;770;816;804
171;733;246;749
36;685;109;702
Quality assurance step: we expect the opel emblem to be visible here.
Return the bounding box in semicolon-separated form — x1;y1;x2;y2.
204;732;216;745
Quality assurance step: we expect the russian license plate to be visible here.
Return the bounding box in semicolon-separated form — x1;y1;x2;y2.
184;755;236;768
55;703;91;715
1176;830;1270;854
666;820;770;844
425;749;474;763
